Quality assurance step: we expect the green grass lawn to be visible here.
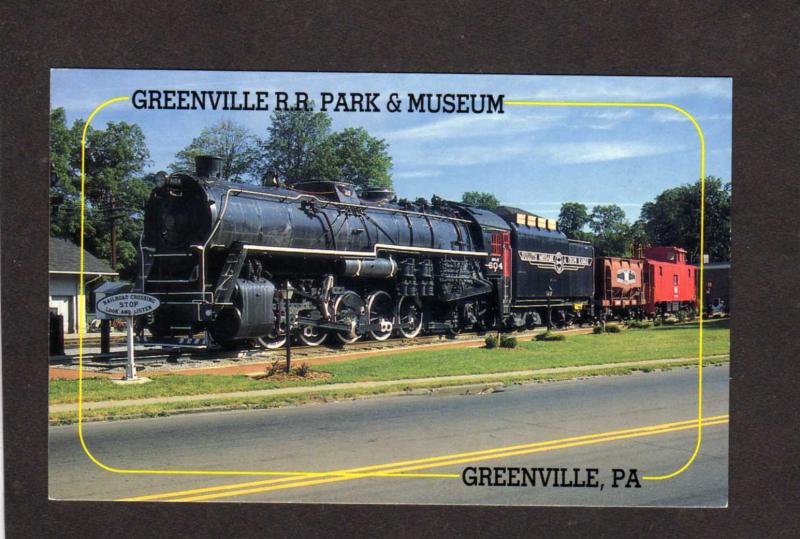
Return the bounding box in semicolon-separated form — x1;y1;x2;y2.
50;319;729;405
324;318;728;381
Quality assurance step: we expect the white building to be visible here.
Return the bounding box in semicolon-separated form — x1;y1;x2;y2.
49;237;118;334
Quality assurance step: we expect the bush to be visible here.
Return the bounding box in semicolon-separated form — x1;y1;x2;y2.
485;335;498;349
627;320;652;329
652;317;662;327
265;359;282;377
593;325;605;334
499;335;518;348
535;331;566;341
605;324;622;333
663;318;678;325
293;363;310;377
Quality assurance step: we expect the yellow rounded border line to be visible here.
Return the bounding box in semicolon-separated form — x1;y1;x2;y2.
76;96;708;484
504;100;706;481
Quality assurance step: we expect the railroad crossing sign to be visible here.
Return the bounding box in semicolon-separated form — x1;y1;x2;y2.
96;293;160;317
96;293;160;381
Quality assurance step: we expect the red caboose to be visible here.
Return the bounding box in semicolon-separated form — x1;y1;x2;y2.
596;257;644;318
642;246;698;315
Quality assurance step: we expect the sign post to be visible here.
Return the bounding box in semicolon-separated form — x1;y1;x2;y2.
96;293;160;381
125;316;136;379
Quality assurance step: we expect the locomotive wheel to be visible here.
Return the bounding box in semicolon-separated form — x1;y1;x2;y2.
396;296;423;339
257;326;287;350
366;291;394;341
298;325;327;347
524;313;537;330
332;291;364;345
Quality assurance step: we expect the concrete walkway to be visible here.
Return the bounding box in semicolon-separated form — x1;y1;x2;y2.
50;355;728;414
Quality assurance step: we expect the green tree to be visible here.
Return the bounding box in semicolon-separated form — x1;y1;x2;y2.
640;177;730;262
49;108;81;240
258;109;393;188
461;191;499;209
589;204;631;256
170;120;259;182
325;127;393;189
49;107;154;278
258;107;333;184
627;219;649;255
558;202;591;240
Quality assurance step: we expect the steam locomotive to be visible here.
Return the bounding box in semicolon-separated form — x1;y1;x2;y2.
135;156;596;349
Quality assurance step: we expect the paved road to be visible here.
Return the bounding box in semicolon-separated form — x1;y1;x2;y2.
49;364;729;506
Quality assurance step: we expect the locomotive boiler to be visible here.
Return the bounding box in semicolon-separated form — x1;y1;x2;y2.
136;155;596;349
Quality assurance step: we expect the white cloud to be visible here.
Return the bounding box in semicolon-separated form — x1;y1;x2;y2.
651;110;732;123
586;109;635;120
383;112;563;142
535;141;685;164
395;142;533;166
508;77;731;102
393;170;443;179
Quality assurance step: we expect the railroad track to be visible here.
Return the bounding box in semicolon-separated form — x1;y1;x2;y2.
51;326;595;371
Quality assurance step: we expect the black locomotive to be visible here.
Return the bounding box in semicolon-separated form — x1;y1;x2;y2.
136;156;594;349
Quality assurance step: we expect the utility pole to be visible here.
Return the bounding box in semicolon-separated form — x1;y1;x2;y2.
110;191;117;269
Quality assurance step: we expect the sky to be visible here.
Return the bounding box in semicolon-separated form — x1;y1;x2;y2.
51;70;731;221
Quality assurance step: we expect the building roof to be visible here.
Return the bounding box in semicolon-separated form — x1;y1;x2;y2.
49;237;118;276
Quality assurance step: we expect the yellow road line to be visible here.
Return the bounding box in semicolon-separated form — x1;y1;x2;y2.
78;97;711;487
173;418;729;502
505;100;706;482
121;415;728;502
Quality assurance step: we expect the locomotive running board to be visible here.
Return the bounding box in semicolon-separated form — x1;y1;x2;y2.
242;243;487;258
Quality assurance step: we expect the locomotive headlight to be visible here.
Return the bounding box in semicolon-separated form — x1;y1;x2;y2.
205;308;214;318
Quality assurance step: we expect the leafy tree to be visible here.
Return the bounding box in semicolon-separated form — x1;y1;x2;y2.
627;219;649;255
589;204;631;256
49;107;154;278
640;177;730;262
258;107;334;184
258;108;393;188
558;202;591;240
325;127;393;188
170;120;259;182
49;108;81;240
461;191;499;209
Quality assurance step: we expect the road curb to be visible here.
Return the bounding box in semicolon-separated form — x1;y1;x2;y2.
50;355;729;421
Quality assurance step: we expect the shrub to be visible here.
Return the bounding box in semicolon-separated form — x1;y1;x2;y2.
535;331;566;341
605;324;622;333
293;363;310;377
653;317;662;327
663;318;678;325
499;335;518;348
627;320;652;329
265;359;282;377
485;335;498;349
593;325;605;334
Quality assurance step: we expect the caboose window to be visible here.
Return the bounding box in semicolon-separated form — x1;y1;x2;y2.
673;275;679;285
659;267;663;277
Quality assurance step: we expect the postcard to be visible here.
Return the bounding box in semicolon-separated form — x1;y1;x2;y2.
47;69;731;506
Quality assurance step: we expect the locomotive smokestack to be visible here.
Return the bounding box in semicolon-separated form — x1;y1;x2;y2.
195;155;223;179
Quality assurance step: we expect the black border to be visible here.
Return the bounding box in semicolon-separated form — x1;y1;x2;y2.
2;1;799;537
